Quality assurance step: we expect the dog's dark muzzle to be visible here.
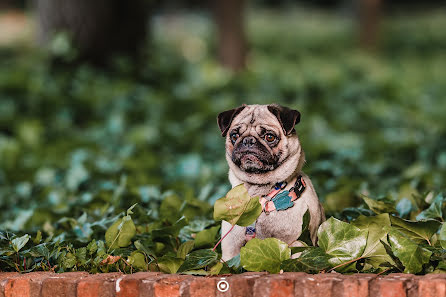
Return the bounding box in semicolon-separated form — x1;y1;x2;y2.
231;136;278;172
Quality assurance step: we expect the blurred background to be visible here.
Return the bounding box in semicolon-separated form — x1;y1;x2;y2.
1;0;446;233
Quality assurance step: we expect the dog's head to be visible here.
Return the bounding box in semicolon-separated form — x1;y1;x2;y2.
218;104;304;185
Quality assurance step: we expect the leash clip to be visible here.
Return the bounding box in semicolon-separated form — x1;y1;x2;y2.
245;224;256;241
277;181;287;190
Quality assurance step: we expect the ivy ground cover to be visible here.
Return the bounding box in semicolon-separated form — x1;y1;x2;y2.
1;8;446;275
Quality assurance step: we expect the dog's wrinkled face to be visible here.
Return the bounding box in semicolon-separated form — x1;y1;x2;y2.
218;104;303;185
229;114;282;173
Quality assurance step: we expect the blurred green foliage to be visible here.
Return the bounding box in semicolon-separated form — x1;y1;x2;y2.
0;9;446;273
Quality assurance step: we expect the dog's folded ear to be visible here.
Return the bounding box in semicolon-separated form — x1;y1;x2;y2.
267;104;301;135
217;105;246;137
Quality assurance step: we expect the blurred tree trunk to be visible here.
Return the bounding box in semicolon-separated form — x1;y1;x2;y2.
359;0;382;51
212;0;247;71
36;0;149;65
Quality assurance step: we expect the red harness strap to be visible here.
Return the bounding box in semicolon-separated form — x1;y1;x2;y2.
259;176;306;213
245;176;307;241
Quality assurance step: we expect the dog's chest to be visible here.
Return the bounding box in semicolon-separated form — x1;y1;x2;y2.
254;198;307;244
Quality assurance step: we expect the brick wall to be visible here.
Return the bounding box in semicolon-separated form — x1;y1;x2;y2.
0;272;445;297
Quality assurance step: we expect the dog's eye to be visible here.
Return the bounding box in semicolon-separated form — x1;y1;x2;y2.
265;134;276;142
230;133;239;143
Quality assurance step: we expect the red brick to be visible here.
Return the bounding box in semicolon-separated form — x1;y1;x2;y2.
5;278;30;297
116;272;162;297
0;273;18;280
9;271;446;297
139;274;169;297
270;278;294;297
77;272;122;297
343;274;375;297
189;277;216;297
153;275;193;297
0;273;19;297
253;273;305;297
373;278;407;297
217;272;267;297
41;272;88;297
297;274;344;297
418;275;446;297
4;272;54;297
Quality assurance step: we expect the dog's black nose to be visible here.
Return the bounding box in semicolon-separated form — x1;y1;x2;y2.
242;136;256;147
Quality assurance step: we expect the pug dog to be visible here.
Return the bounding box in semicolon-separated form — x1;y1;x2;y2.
217;104;325;261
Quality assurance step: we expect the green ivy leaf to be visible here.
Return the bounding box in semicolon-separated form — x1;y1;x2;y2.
396;198;414;218
362;196;397;214
181;198;212;220
213;184;262;227
11;234;31;253
152;217;188;240
87;240;98;255
390;216;440;244
194;225;220;248
177;249;218;272
155;242;165;254
76;247;87;265
439;223;446;249
388;228;432;274
416;194;444;221
180;269;208;275
352;214;394;270
62;252;76;269
96;240;107;257
280;247;331;273
128;251;147;270
380;239;405;271
105;215;136;249
240;238;291;273
297;210;312;245
33;231;42;244
290;246;311;254
318;217;368;268
30;243;51;259
126;203;137;215
160;194;183;223
226;254;241;269
209;261;223;275
301;209;311;233
437;260;446;272
177;240;195;259
158;256;184;273
134;240;155;257
178;218;214;242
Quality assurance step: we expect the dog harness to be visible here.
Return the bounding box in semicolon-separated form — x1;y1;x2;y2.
245;175;306;241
